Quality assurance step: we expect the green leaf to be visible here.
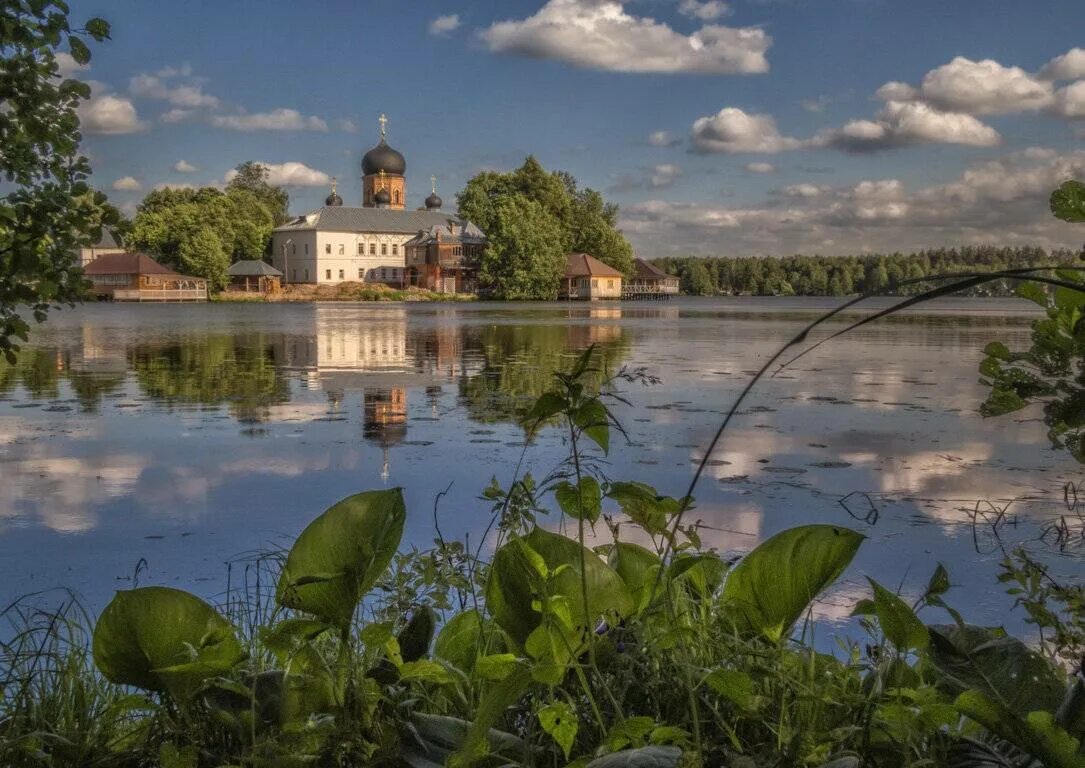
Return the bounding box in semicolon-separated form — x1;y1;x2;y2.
606;482;680;536
399;659;453;684
1016;281;1049;307
721;525;864;642
608;542;662;615
538;701;578;759
84;17;111;40
158;742;198;768
928;624;1065;716
398;605;437;662
93;587;244;700
983;341;1012;361
448;662;533;768
585;746;683;768
474;653;521;681
574;398;610;454
555;475;602;522
522;392;569;425
486;527;633;648
67;37;90;65
868;579;928;652
258;618;331;662
925;563;951;599
955;690;1085;768
980;385;1028;417
277;489;406;630
1051;180;1085;223
434;609;483;673
703;668;757;711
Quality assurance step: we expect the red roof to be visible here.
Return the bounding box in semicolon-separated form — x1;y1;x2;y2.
564;253;623;278
83;252;180;276
633;258;674;280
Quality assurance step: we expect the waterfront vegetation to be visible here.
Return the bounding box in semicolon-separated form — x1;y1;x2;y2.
2;334;1085;767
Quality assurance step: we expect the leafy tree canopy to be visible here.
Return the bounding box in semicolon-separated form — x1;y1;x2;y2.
457;157;634;298
226;161;290;225
0;1;115;362
473;195;567;300
129;184;277;291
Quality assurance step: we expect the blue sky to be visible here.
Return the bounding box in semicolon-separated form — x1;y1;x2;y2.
71;0;1085;256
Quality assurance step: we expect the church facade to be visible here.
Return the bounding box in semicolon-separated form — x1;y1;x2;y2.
270;115;482;290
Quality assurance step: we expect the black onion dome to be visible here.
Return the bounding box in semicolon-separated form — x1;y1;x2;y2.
325;191;343;206
362;139;406;176
374;187;391;205
425;192;442;210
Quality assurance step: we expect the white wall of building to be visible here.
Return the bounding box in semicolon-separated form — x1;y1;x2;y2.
271;229;413;286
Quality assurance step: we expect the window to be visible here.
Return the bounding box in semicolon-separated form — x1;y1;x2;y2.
304;243;309;255
339;269;344;279
338;244;344;255
608;280;614;289
393;190;400;205
392;244;398;256
592;279;598;288
380;268;387;279
304;268;309;280
357;243;364;255
370;243;376;255
325;244;331;254
291;243;296;254
358;268;364;279
325;269;331;280
381;243;387;256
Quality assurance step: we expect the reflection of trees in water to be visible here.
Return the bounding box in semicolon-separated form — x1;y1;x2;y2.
0;348;126;410
456;323;631;425
128;334;291;423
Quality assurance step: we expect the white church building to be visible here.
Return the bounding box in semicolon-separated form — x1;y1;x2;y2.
270;115;475;288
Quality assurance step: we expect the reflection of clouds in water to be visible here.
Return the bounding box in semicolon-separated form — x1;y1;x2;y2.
809;580;873;625
0;451;144;532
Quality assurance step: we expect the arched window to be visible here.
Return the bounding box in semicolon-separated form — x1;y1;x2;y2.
393;190;400;205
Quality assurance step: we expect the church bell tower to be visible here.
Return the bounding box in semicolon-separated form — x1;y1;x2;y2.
361;113;406;209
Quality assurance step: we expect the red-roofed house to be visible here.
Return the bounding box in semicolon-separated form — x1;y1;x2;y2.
560;253;623;300
83;252;208;302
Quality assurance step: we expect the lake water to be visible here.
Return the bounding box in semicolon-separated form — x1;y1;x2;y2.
1;298;1081;633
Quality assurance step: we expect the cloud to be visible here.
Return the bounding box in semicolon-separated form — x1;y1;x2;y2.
818;100;1000;152
153;182;197;191
78;85;145;135
908;57;1054;115
1040;47;1085;81
678;0;729;21
225;161;330;187
129;73;219;108
429;13;461;36
1053;81;1085;118
690;107;804;153
480;0;770;75
111;176;142;191
744;161;777;174
648;130;682;147
800;95;830;113
55;51;88;77
160;108;195;123
335;118;358;133
651;163;683;188
781;183;828;198
212;109;328;132
174;160;197;173
619;148;1085;257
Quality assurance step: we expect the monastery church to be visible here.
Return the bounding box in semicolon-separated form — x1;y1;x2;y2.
271;115;484;292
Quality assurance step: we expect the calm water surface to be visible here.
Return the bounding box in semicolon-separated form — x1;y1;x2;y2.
0;298;1080;632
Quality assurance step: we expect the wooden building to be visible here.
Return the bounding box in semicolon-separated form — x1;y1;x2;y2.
83;252;208;302
404;219;486;294
227;260;282;292
628;258;680;296
559;253;623;300
77;228;126;267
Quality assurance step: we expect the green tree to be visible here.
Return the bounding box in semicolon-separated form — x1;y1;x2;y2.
458;157;635;297
129;186;274;290
474;195;566;300
0;1;114;362
681;260;715;296
226;161;289;225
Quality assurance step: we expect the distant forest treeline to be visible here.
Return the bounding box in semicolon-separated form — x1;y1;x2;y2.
651;246;1083;296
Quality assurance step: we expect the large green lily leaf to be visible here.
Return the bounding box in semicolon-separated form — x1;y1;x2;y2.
434;609;483;673
955;690;1085;768
93;587;244;700
608;542;662;615
721;525;864;642
927;624;1064;716
277;489;406;630
486;527;633;648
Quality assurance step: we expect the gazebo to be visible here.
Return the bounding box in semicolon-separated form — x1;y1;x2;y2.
227;260;283;293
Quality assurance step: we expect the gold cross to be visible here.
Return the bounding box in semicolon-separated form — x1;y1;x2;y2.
378;113;388;139
431;175;437;194
330;177;337;194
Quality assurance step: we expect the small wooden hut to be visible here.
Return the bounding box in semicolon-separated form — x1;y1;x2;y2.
227;260;283;293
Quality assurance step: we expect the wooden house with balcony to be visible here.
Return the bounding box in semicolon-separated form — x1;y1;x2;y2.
626;258;679;297
403;219;486;294
83;252;208;302
559;253;623;300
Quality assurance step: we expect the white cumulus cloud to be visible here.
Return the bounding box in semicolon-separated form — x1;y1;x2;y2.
212;109;328;132
744;161;777;174
648;130;682;147
174;160;197;173
911;57;1054;115
480;0;770;74
129;73;219;108
650;164;683;188
1040;48;1085;81
1053;81;1085;119
225;162;330;187
429;14;461;36
690;107;804;153
819;101;1000;152
77;85;145;135
678;0;729;21
54;51;88;77
111;176;142;191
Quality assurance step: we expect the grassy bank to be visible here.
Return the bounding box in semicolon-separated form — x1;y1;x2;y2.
213;282;476;303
